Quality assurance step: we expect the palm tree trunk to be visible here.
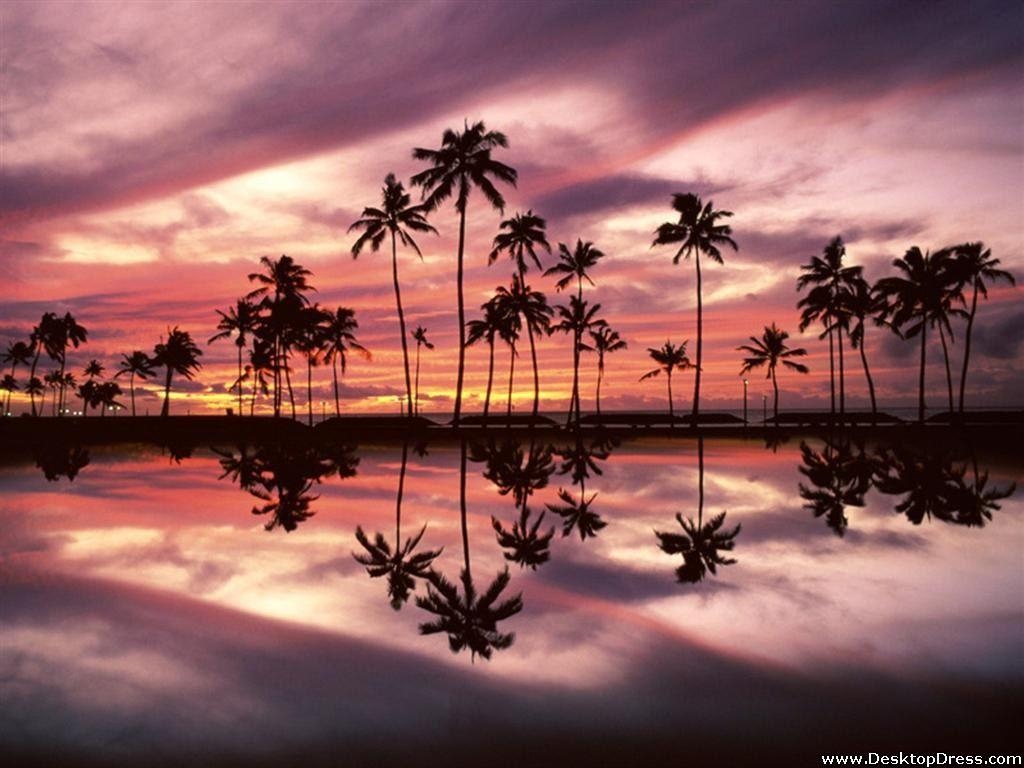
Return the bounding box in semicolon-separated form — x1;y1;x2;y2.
772;367;779;420
453;208;467;424
392;233;415;417
483;340;495;421
236;345;243;415
527;321;541;421
696;435;704;527
918;323;927;424
396;440;409;544
568;330;581;427
56;357;67;416
837;326;845;419
161;367;173;417
506;345;516;424
460;439;470;578
414;345;421;417
692;252;702;425
251;374;259;417
130;371;137;417
858;333;877;417
306;356;314;426
596;358;604;420
827;324;835;419
28;348;41;416
667;369;674;422
937;323;954;417
284;356;296;419
332;358;341;417
957;283;979;415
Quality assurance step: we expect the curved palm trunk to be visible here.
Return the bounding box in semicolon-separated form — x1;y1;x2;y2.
161;367;173;417
453;208;468;424
567;330;581;427
506;345;517;424
771;367;780;421
527;322;541;421
827;324;835;419
596;358;604;420
837;327;845;419
857;330;877;417
917;323;927;424
937;323;954;417
284;357;296;419
129;371;137;417
692;253;702;426
332;358;341;417
414;344;422;417
957;284;979;415
392;233;415;417
28;348;42;416
483;340;495;421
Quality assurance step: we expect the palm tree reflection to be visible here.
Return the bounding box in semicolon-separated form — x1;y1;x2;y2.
417;439;523;661
33;443;90;481
354;440;442;609
546;434;616;540
797;439;874;537
656;436;741;583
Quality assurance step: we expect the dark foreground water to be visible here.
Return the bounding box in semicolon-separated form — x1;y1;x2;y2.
1;433;1021;766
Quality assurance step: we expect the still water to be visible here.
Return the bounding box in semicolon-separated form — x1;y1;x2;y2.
2;433;1021;765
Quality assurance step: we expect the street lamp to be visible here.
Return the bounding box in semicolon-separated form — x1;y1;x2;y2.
743;379;748;425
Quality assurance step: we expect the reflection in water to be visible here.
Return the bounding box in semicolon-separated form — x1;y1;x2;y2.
416;440;524;661
798;439;873;537
32;442;90;481
656;436;742;583
353;440;442;609
546;434;615;540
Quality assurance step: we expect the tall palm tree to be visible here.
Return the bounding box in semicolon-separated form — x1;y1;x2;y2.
247;340;275;416
950;242;1015;415
876;246;959;423
152;327;203;417
27;312;60;416
321;307;368;418
1;374;17;415
796;237;859;419
652;193;737;424
544;239;604;300
844;275;885;417
25;376;44;411
737;323;809;421
639;340;691;421
466;297;505;421
55;313;88;416
589;325;626;420
489;285;523;421
114;351;155;416
490;211;551;417
209;298;259;415
293;304;331;426
79;359;103;415
96;381;123;417
2;341;32;414
349;173;438;417
44;370;61;416
412;326;434;416
552;295;604;425
247;254;314;416
411;121;517;424
502;275;552;421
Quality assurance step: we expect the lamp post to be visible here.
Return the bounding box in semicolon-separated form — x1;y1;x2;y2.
743;379;748;426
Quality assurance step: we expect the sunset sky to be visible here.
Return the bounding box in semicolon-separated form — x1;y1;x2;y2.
3;0;1022;416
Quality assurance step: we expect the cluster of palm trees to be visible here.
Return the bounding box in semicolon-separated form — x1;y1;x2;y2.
796;237;1013;423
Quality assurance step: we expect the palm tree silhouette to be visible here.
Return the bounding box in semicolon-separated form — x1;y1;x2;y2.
2;341;32;414
53;313;88;417
873;445;961;525
639;340;691;422
945;459;1016;528
34;443;90;482
77;359;103;416
589;325;627;421
652;194;737;425
546;488;605;540
95;381;123;416
354;441;442;608
552;295;604;425
844;275;886;418
488;285;523;422
322;307;369;418
546;435;614;540
738;323;809;422
44;370;61;416
417;440;523;661
349;173;438;417
209;298;259;415
25;376;44;411
411;326;434;416
293;304;331;426
246;340;275;416
797;237;859;419
492;505;555;570
656;437;740;583
27;312;60;416
247;254;314;417
489;211;552;418
1;374;17;415
466;297;506;421
411;121;517;424
797;439;873;537
503;275;553;421
950;242;1015;416
876;247;960;423
152;327;203;417
114;351;155;416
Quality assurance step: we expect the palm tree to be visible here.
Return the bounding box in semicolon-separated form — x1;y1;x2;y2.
78;359;103;416
349;173;438;417
589;325;626;420
2;341;32;414
844;275;885;417
876;247;959;423
502;275;553;421
488;286;523;421
737;323;809;422
411;121;517;424
354;441;442;608
44;370;61;416
209;298;259;415
950;242;1015;415
247;254;314;417
546;488;605;540
152;327;203;417
652;193;737;424
321;307;368;418
293;304;331;426
798;439;873;537
96;381;123;416
490;211;552;417
27;312;60;416
639;340;691;422
544;239;604;300
247;340;275;416
1;374;17;415
465;297;505;421
656;436;740;583
796;237;859;419
491;506;554;570
55;313;89;416
552;295;604;425
417;440;523;660
114;351;155;416
25;376;44;411
411;326;434;417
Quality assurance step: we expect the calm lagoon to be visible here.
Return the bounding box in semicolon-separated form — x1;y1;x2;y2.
2;433;1021;766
